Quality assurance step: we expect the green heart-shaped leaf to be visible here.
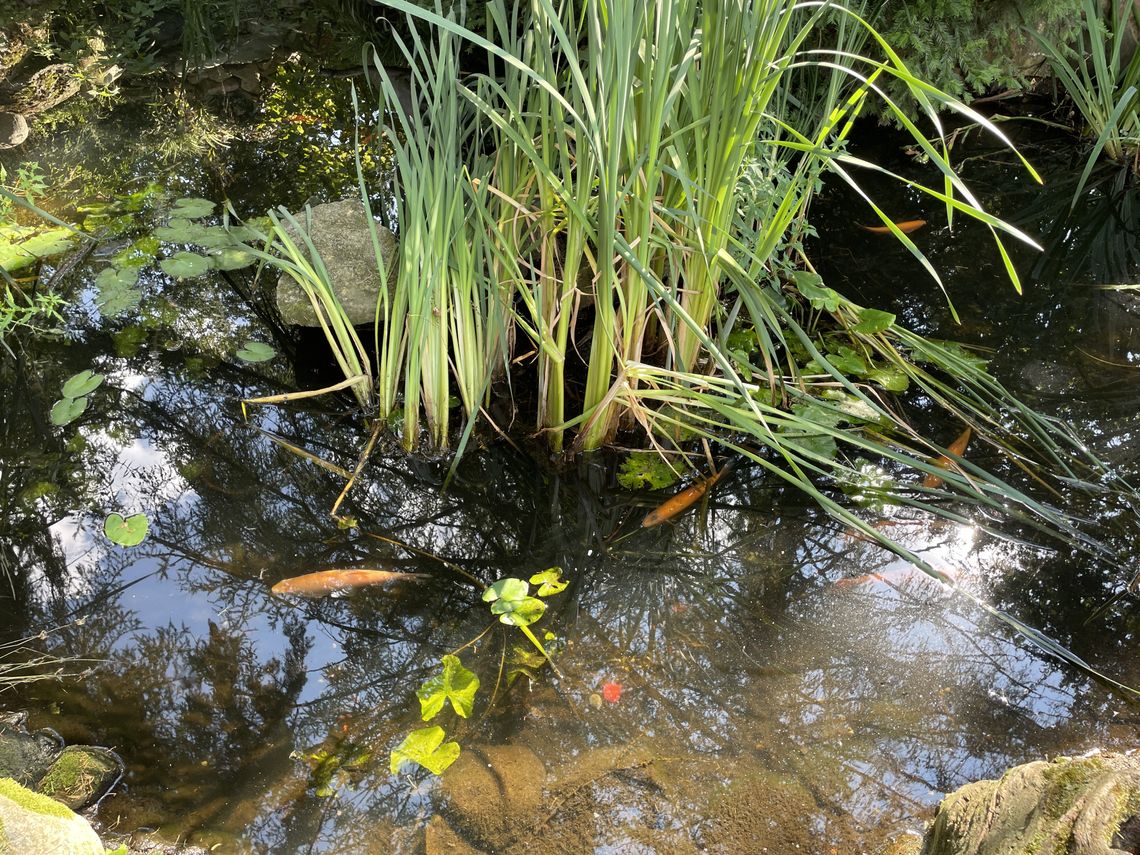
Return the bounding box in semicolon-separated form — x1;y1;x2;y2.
416;655;480;720
104;512;149;547
482;577;529;603
96;287;141;317
160;251;211;279
61;370;104;399
49;397;87;426
154;222;208;243
389;726;460;775
210;247;256;270
95;266;139;290
530;567;568;597
236;341;276;363
170;198;215;218
490;595;546;627
852;308;896;335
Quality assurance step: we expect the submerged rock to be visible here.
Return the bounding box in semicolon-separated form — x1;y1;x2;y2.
441;744;545;843
0;776;103;855
273;198;398;327
37;745;123;810
921;753;1140;855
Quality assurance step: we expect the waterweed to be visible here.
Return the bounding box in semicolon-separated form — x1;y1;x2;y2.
390;568;568;777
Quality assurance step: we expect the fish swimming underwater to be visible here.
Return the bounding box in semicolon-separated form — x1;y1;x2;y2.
922;426;972;489
641;460;736;528
270;568;429;597
858;219;927;235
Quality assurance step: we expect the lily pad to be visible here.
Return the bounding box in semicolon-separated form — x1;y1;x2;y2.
617;451;678;491
482;577;530;604
530;567;568;597
489;595;546;627
170;197;215;218
159;251;211;279
153;222;207;243
236;341;276;363
103;512;148;547
210;247;255;270
49;397;88;427
95;287;141;317
95;267;139;290
389;726;460;775
416;655;480;720
852;308;896;335
61;370;104;399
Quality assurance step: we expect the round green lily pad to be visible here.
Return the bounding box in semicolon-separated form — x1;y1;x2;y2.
210;247;256;270
50;397;88;427
170;198;215;218
160;252;211;279
236;341;276;363
104;512;149;547
61;370;104;399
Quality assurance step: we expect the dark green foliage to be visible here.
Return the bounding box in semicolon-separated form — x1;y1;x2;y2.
871;0;1083;113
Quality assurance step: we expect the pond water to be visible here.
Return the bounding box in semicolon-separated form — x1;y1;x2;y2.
2;74;1139;854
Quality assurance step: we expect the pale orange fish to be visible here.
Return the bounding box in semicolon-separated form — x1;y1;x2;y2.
642;460;736;528
835;565;959;589
922;426;972;489
270;568;429;597
858;219;927;235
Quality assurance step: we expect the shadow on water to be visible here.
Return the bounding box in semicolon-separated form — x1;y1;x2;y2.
1;88;1139;852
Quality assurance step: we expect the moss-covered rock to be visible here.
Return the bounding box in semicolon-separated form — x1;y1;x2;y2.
0;714;63;786
37;745;123;810
921;753;1140;855
0;776;103;854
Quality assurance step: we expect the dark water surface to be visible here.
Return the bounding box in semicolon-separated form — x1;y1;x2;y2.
2;94;1139;853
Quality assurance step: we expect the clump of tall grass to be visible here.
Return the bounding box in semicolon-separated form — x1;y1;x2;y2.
1032;0;1140;202
239;0;1140;686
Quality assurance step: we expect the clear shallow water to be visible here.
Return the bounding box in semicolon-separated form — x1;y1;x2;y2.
2;96;1139;852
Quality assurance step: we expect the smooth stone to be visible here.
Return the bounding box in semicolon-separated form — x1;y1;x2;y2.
0;777;103;855
0;112;28;148
273;198;398;327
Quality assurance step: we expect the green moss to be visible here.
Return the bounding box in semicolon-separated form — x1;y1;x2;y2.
1041;757;1103;820
0;776;74;819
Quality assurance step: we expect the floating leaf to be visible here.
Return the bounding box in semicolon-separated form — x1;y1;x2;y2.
867;366;910;392
530;567;568;597
103;512;149;547
95;266;139;290
389;726;460;775
170;197;215;218
112;236;160;268
160;251;211;279
852;308;896;334
96;286;141;317
482;577;529;603
153;222;207;243
416;655;480;720
61;370;104;398
236;341;276;363
617;451;679;491
49;397;87;426
792;271;841;312
210;247;255;270
826;345;868;376
490;595;546;627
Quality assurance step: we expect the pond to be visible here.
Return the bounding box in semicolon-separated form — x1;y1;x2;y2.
2;56;1140;855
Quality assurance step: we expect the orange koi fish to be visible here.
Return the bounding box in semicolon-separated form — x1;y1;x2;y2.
922;426;972;489
271;568;429;597
641;460;736;528
858;219;927;235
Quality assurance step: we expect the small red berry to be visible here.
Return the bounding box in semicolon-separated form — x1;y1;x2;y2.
602;682;622;703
